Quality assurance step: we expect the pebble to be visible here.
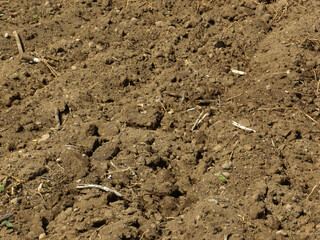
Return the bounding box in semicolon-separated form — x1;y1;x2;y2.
306;60;316;68
131;17;138;25
39;233;46;240
213;144;223;152
222;172;230;178
222;161;233;170
4;32;10;38
38;133;50;143
285;203;292;212
96;44;103;51
276;230;288;237
155;21;168;28
208;198;219;204
266;85;272;91
242;144;252;151
10;197;21;205
88;41;95;48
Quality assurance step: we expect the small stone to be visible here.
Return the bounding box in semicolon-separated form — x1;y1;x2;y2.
276;230;288;237
222;172;230;178
221;161;233;170
38;133;50;143
39;233;46;240
131;17;138;24
71;65;77;70
88;41;95;48
213;144;223;152
306;60;316;68
155;21;168;27
242;144;252;151
10;197;21;205
285;204;292;212
96;44;103;51
266;85;272;91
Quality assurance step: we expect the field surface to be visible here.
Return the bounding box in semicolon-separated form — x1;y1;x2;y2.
1;0;320;239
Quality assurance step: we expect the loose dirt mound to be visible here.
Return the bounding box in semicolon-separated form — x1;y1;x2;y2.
1;0;320;239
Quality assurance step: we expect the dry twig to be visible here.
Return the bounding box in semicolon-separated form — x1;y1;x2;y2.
295;108;320;125
0;213;13;223
306;184;318;200
191;111;204;131
76;184;122;197
0;171;23;183
232;121;256;133
55;108;62;126
314;69;319;94
39;54;59;77
226;92;244;102
13;30;40;63
0;124;13;132
179;91;186;105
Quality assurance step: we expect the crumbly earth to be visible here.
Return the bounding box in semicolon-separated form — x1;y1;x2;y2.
0;0;320;239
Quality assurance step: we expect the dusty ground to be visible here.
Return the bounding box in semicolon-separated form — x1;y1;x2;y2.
0;0;320;239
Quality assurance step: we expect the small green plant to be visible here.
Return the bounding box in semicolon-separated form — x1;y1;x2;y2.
0;184;5;192
1;221;13;228
218;173;227;183
32;14;38;19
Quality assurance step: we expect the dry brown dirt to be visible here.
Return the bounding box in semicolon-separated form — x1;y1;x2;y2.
1;0;320;239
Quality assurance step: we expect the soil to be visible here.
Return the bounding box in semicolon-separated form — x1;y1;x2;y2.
0;0;320;239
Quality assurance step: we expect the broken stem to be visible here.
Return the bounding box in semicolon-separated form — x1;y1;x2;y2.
76;184;122;197
191;111;204;131
13;30;41;63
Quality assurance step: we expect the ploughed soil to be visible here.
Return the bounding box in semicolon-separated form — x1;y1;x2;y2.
1;0;320;239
